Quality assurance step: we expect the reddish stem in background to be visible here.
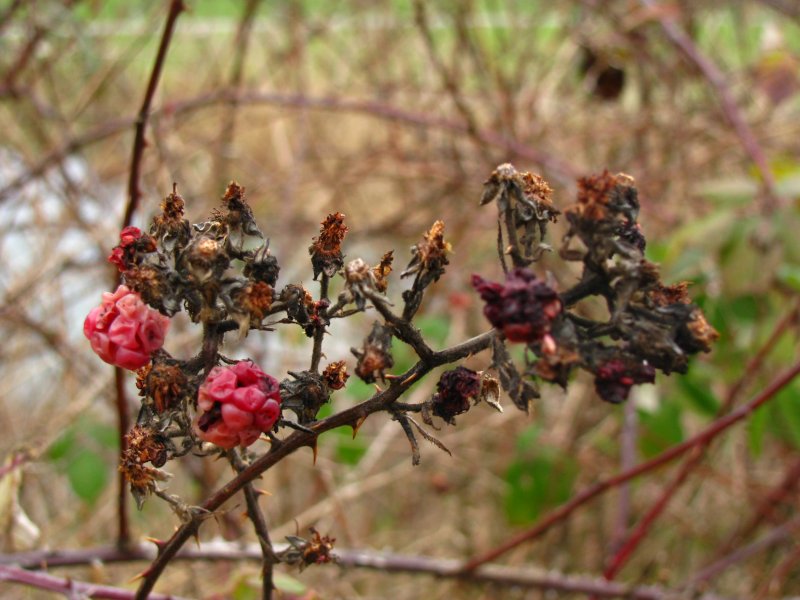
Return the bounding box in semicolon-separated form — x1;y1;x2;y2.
601;301;800;581
115;0;185;551
0;564;184;600
637;0;780;209
459;358;800;573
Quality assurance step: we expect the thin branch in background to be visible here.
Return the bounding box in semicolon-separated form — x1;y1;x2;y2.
684;514;800;592
0;564;187;600
214;0;261;185
412;0;492;165
601;300;800;581
116;0;186;551
637;0;780;210
609;397;638;554
713;455;800;562
755;542;800;599
124;0;185;225
459;358;800;573
0;543;740;600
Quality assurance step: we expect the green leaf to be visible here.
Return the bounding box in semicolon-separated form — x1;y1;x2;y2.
773;385;800;448
85;421;119;450
777;264;800;292
67;449;109;504
335;434;367;466
638;403;684;459
416;314;450;348
503;431;577;525
47;428;77;462
273;572;307;595
677;374;719;417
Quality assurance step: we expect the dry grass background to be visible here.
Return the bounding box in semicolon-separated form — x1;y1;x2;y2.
1;1;799;598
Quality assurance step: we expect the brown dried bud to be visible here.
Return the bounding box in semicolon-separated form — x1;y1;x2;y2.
678;308;719;354
572;170;620;221
521;172;559;222
310;212;348;279
352;321;394;383
137;361;188;414
119;425;172;508
151;184;191;253
234;281;273;324
372;251;394;293
123;264;178;315
323;360;349;390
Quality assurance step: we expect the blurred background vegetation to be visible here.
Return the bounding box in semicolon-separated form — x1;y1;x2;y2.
1;0;799;598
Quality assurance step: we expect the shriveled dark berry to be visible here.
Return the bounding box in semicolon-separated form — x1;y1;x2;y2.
594;359;655;404
431;367;481;423
472;268;561;344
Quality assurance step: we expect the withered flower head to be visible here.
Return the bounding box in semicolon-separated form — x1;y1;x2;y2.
280;284;324;336
472;267;562;345
352;321;394;384
323;360;349;390
184;235;229;283
401;220;451;281
123;264;179;316
309;212;348;280
137;361;188;413
594;358;655;404
234;281;273;324
280;370;330;424
278;528;336;572
119;425;171;508
221;181;262;239
571;170;620;221
344;258;371;283
151;184;191;254
342;258;384;310
244;245;280;286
